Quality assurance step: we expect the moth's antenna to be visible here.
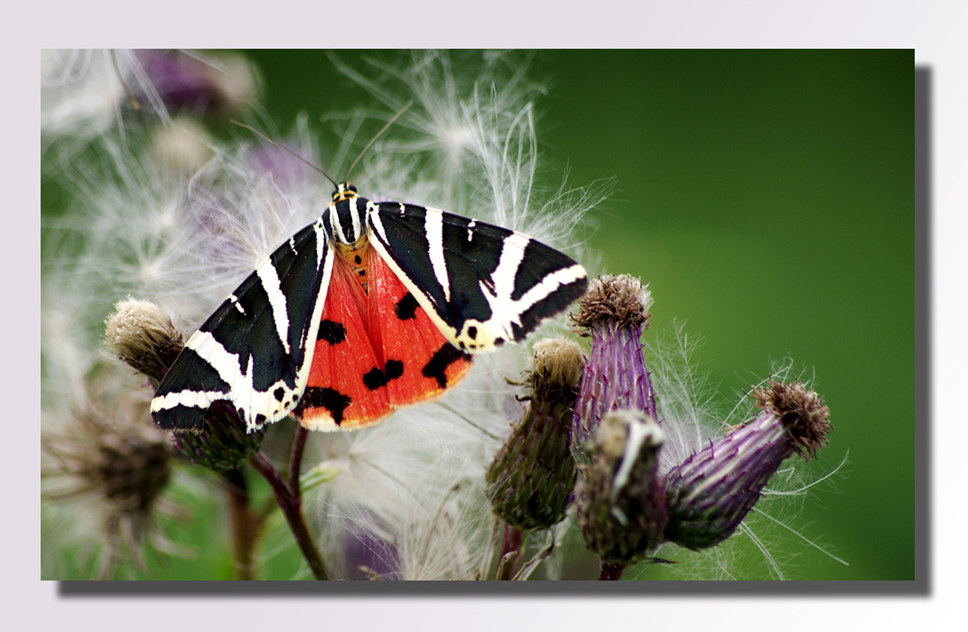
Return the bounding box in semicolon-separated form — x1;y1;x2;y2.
345;100;413;181
230;120;338;189
111;50;142;111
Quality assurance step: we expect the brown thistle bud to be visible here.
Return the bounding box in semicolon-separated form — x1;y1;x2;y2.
486;338;584;531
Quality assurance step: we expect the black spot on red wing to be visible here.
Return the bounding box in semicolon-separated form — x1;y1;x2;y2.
273;387;285;402
363;367;388;391
362;360;405;391
294;386;352;425
385;359;404;380
395;293;419;321
318;320;347;345
422;344;471;388
354;255;362;264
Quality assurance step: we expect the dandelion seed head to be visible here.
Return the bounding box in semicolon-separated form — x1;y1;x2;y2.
41;357;191;578
308;405;504;579
149;117;215;179
42;50;128;152
441;120;475;162
53;122;329;335
207;53;261;111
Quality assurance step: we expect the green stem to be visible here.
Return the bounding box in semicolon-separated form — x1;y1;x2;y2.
221;468;258;580
249;449;330;580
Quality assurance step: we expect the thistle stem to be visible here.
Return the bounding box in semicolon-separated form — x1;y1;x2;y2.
250;451;330;580
288;425;309;493
496;524;526;580
221;468;258;580
599;560;626;581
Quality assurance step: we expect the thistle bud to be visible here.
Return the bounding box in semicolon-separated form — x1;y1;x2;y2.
576;409;667;565
134;50;260;118
105;298;184;387
664;381;832;550
571;275;657;461
105;298;264;471
486;338;584;531
170;402;268;472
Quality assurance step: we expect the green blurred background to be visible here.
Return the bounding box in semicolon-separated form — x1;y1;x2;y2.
238;50;913;581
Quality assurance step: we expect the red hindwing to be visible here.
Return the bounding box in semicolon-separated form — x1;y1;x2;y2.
293;249;472;431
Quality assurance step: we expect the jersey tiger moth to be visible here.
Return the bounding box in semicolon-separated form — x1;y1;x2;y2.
150;182;588;433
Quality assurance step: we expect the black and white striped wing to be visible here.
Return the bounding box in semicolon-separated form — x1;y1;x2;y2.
366;202;587;353
151;218;333;433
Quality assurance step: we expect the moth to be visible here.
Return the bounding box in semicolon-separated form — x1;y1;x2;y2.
150;182;587;433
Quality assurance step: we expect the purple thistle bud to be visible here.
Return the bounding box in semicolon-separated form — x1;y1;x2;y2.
134;50;259;118
664;380;833;551
486;339;584;531
105;298;265;471
571;275;657;461
576;409;668;566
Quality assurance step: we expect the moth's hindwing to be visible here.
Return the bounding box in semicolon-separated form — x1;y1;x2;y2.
151;219;332;432
290;250;472;432
366;201;588;353
292;257;392;431
367;251;472;408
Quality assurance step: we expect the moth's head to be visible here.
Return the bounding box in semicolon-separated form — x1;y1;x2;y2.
332;182;358;203
326;183;366;246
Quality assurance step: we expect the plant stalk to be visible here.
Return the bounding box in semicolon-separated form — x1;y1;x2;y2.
250;448;330;580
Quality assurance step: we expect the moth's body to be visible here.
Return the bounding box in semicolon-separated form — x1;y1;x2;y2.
327;184;372;297
151;182;588;434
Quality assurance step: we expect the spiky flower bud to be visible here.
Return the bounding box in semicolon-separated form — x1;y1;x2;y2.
105;298;184;387
571;275;657;461
105;298;264;471
486;338;584;531
170;403;268;472
576;409;667;565
664;381;833;550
